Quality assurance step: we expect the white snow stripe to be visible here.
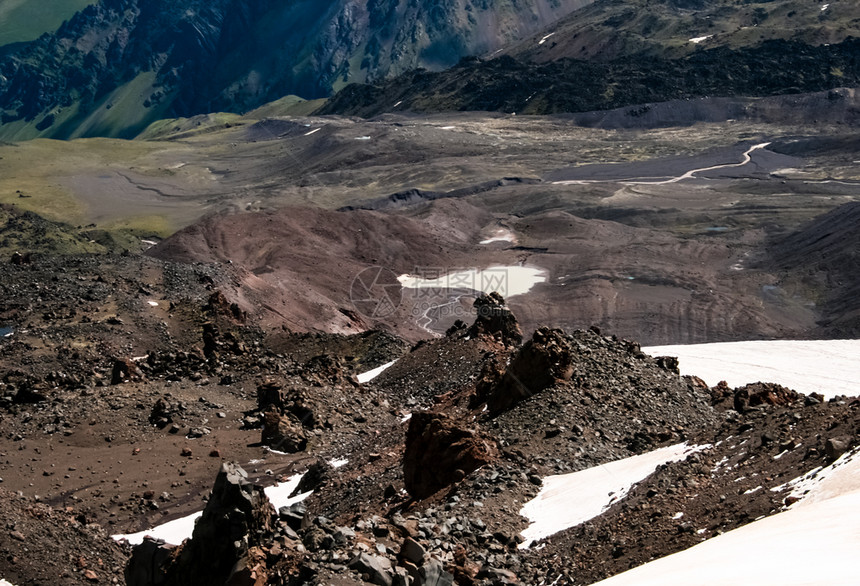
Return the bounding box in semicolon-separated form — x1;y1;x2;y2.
357;360;398;384
519;443;709;547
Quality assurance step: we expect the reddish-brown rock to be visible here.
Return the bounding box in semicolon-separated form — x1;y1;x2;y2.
403;412;497;500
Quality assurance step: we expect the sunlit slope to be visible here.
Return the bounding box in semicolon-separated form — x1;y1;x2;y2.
0;0;95;46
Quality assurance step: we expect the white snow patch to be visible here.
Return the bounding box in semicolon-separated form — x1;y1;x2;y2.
480;229;517;245
401;413;413;423
147;300;159;307
642;339;860;399
357;359;398;384
355;136;371;141
672;512;684;520
439;126;456;130
539;32;556;45
113;510;203;546
821;4;830;11
743;486;762;495
591;448;860;586
1;580;18;586
304;128;321;136
264;474;312;510
711;455;729;473
393;100;403;108
772;448;860;502
329;458;349;469
689;35;712;44
399;265;547;298
141;239;158;246
519;443;708;547
113;473;309;546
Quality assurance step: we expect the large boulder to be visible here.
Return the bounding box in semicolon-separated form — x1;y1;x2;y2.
488;327;574;414
126;463;276;586
403;413;497;500
467;293;522;347
348;553;394;586
261;408;308;453
125;538;176;586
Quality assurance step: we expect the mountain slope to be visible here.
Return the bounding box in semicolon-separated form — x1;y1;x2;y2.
504;0;860;63
319;38;860;117
0;0;96;47
0;0;592;140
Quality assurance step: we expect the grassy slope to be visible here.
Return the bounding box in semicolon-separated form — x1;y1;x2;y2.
244;95;328;119
0;0;95;46
0;73;176;142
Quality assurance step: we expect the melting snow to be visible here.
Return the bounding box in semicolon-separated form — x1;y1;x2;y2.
539;32;555;45
642;339;860;399
689;35;712;44
329;458;349;468
479;229;517;245
519;443;708;547
772;448;860;502
399;266;547;298
112;473;309;546
304;128;321;136
591;449;860;586
1;580;17;586
821;4;830;11
357;359;398;384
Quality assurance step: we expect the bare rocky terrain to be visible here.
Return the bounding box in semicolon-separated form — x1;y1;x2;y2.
1;268;856;585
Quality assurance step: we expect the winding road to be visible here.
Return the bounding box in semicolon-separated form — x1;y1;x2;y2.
552;142;772;186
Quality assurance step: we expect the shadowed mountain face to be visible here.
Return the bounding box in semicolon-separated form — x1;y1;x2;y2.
0;0;591;139
319;38;860;117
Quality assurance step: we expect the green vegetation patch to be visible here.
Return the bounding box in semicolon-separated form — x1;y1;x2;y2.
0;0;95;46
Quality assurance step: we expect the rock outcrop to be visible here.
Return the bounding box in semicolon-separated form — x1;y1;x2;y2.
126;463;276;586
403;412;497;500
467;293;523;347
488;327;574;414
261;408;308;454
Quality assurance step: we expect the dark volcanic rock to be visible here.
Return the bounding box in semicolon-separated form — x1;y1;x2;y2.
291;459;334;496
467;293;523;347
403;412;497;500
348;552;394;586
125;537;175;586
488;327;573;414
127;463;276;586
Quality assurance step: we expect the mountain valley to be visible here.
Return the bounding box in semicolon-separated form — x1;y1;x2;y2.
0;1;859;585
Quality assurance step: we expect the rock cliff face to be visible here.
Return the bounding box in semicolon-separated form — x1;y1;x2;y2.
0;0;590;138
